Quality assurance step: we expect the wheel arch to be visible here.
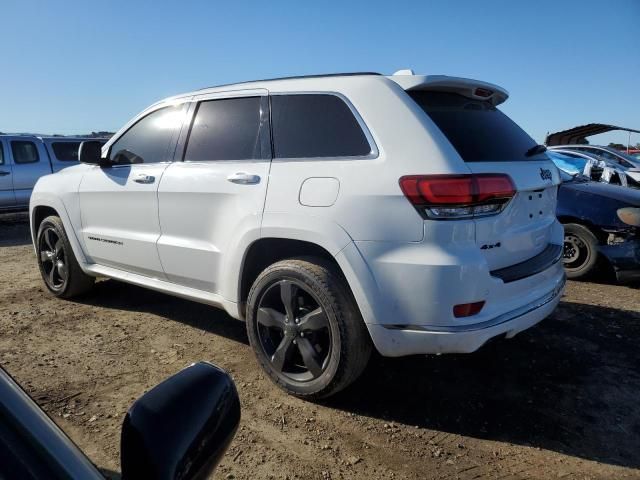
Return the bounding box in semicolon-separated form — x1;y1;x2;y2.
557;215;607;244
30;196;89;266
237;238;345;315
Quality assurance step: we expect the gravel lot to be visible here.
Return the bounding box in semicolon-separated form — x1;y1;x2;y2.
1;212;639;480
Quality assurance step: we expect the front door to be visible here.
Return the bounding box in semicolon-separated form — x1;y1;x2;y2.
79;104;187;278
157;91;271;293
0;139;16;210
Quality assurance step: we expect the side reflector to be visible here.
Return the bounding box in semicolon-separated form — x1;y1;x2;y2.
453;301;485;318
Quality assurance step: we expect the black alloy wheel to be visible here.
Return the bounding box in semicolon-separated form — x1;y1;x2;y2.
246;258;372;399
36;215;95;298
38;226;68;291
256;279;331;382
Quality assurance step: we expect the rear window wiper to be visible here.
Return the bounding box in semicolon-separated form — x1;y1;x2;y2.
525;144;547;157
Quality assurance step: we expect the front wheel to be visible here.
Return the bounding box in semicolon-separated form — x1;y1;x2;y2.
246;258;371;399
36;216;95;298
562;223;599;279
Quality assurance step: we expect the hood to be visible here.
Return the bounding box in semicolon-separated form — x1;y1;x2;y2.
560;180;640;206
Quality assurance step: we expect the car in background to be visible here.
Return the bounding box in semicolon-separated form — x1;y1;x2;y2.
0;135;107;213
551;159;640;281
548;148;640;187
0;362;240;479
625;149;640;160
553;144;640;169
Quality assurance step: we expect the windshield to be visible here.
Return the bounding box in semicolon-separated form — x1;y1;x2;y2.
409;91;543;162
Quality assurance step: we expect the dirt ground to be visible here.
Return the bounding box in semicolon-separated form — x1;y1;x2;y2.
1;212;639;480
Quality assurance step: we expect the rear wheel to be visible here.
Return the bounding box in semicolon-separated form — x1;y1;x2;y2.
562;223;599;279
36;216;94;298
246;258;371;399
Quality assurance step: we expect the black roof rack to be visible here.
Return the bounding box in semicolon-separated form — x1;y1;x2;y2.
197;72;382;91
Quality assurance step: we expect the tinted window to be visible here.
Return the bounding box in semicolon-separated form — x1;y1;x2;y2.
0;143;4;165
11;141;40;164
184;97;264;161
109;106;183;164
409;91;540;162
51;142;81;162
271;94;371;158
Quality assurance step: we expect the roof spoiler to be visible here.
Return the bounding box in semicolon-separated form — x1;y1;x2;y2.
387;73;509;106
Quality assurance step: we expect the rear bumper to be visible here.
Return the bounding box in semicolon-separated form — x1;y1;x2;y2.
368;273;565;356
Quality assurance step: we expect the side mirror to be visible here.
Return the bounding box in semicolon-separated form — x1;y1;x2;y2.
78;141;110;167
120;362;240;480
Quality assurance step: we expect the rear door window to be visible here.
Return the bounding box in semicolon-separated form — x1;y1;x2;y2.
11;141;40;164
184;96;266;161
409;91;541;162
0;142;4;165
51;142;81;162
270;94;371;159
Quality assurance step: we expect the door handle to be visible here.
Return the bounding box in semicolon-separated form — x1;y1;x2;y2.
227;172;261;185
0;170;10;176
133;174;155;184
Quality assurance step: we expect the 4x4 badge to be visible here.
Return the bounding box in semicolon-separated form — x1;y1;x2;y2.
539;168;552;181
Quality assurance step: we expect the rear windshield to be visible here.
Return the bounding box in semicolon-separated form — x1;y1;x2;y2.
409;91;542;162
51;142;81;161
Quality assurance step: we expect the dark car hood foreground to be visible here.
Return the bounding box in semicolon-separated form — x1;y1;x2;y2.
560;180;640;206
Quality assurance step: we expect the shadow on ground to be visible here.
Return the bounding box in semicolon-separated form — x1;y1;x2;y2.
78;279;249;346
77;278;640;470
0;213;31;247
328;301;640;469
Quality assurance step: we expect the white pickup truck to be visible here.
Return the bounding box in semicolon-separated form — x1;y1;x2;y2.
0;135;106;213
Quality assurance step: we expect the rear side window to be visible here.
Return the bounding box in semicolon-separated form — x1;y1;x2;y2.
11;141;40;164
271;94;371;159
0;143;4;165
109;106;183;164
409;91;540;162
184;97;264;161
51;142;80;162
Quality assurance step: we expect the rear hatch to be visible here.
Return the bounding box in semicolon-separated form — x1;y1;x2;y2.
408;88;560;271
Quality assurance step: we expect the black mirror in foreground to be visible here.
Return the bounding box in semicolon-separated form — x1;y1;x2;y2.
78;140;107;166
120;362;240;480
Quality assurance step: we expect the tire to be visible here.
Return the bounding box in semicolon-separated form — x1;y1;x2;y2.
36;215;95;298
562;223;599;279
246;258;372;399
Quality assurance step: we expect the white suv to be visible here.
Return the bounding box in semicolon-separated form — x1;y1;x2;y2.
30;71;565;398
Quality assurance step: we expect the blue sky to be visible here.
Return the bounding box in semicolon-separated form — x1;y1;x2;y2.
2;0;638;146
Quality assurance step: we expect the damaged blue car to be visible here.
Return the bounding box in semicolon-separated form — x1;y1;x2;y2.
550;151;640;281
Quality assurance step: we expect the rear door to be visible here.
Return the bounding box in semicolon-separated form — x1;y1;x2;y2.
9;138;51;208
410;91;560;271
0;139;16;209
157;90;271;293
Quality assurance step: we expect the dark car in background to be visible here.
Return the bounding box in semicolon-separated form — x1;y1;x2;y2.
550;159;640;281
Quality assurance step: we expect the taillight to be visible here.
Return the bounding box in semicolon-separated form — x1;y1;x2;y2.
399;174;516;220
